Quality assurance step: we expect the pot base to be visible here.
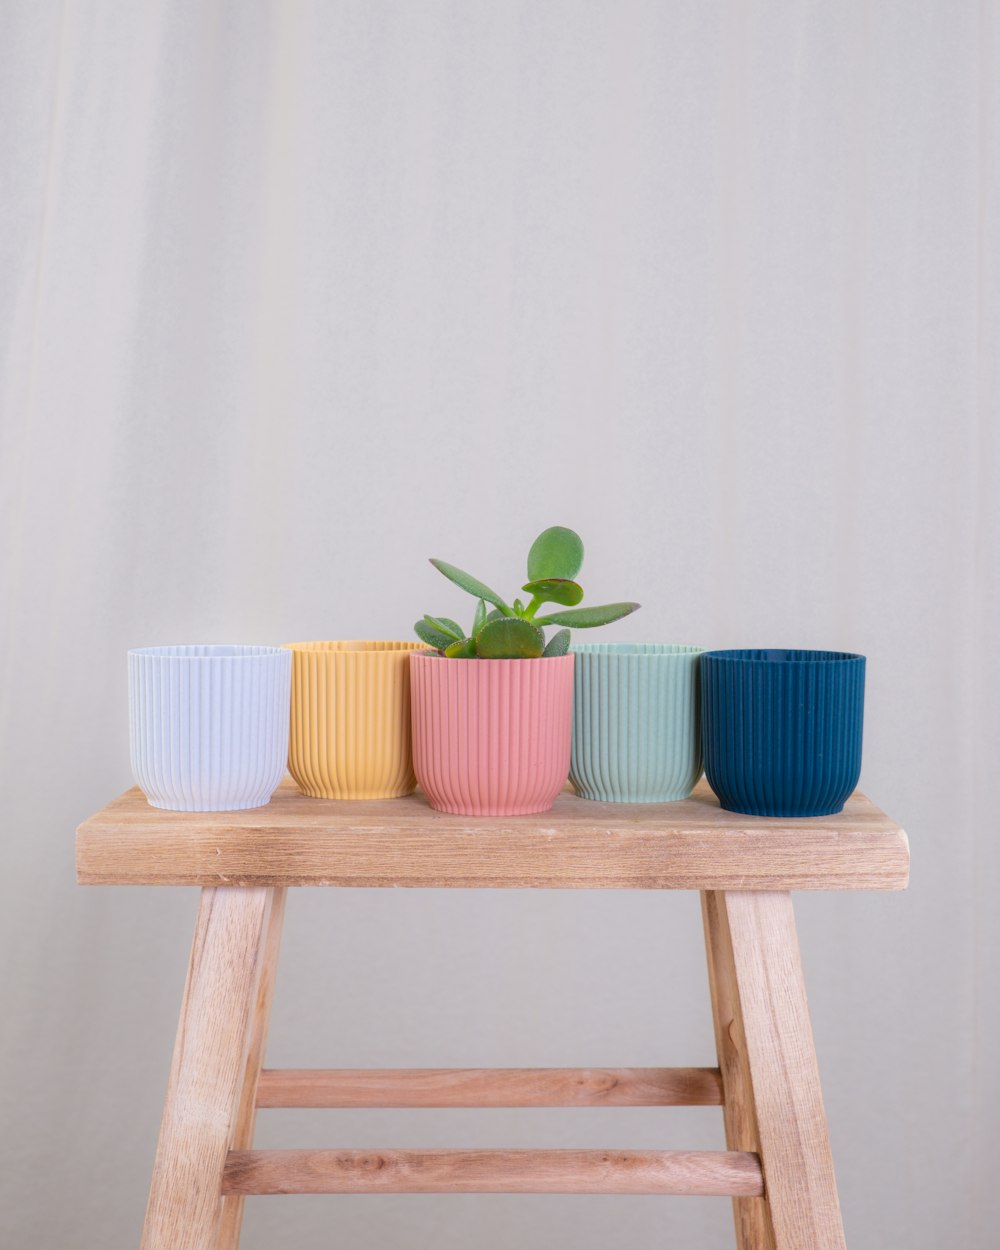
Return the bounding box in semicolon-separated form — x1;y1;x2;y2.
424;797;558;817
296;785;417;801
574;788;696;805
143;795;275;813
718;800;848;819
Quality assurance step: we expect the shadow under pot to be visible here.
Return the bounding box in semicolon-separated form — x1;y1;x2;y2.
285;641;424;800
570;643;705;803
128;644;292;812
410;652;575;816
701;648;865;817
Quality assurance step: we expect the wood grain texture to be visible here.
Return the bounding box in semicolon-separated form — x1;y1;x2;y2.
216;888;286;1250
141;887;275;1250
255;1066;723;1108
76;778;908;890
221;1148;764;1196
704;890;778;1250
703;891;847;1250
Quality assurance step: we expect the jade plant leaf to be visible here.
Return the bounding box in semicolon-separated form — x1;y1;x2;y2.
429;559;513;615
444;636;477;658
534;602;641;628
521;578;584;607
417;526;640;658
527;526;584;582
424;615;464;641
414;619;454;650
475;617;545;658
542;628;572;657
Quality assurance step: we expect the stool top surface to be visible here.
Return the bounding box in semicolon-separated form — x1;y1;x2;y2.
76;778;908;890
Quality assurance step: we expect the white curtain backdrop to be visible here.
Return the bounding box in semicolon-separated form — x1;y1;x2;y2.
1;2;997;1247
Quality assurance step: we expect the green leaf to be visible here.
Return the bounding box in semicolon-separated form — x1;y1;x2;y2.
472;599;488;638
444;636;477;658
424;615;464;641
542;628;571;657
513;598;525;616
429;559;513;615
485;608;508;624
534;602;641;628
414;619;454;650
475;618;545;659
521;578;584;607
527;526;584;581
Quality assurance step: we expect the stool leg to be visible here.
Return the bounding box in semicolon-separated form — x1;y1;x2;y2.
217;887;287;1250
702;891;847;1250
141;887;281;1250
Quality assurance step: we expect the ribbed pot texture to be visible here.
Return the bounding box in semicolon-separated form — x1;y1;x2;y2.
570;643;704;803
701;649;865;817
128;645;291;812
286;641;423;800
410;653;575;816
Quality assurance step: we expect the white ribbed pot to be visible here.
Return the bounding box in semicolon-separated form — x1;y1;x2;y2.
410;653;575;816
128;645;292;811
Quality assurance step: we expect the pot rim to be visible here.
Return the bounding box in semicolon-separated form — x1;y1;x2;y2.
572;642;704;655
128;644;286;660
284;640;423;653
410;651;575;664
704;648;864;664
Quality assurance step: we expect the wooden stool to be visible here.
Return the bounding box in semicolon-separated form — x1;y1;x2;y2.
76;778;908;1250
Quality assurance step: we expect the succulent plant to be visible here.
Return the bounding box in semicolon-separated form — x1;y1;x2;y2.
415;526;640;659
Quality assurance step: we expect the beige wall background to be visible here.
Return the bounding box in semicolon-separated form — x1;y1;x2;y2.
2;2;998;1247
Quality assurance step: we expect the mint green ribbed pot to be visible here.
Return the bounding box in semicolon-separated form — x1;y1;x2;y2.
570;643;705;803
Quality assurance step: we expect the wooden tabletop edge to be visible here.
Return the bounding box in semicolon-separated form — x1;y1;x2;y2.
74;785;911;892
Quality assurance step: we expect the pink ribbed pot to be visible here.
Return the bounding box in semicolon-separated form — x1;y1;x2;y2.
410;652;575;816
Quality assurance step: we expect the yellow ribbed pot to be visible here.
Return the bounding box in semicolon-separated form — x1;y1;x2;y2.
284;641;423;800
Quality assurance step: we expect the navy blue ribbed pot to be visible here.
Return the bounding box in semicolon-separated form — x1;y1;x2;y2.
702;649;865;817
